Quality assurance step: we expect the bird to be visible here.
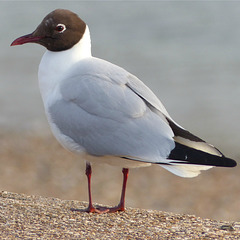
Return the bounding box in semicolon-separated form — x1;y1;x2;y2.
11;9;237;213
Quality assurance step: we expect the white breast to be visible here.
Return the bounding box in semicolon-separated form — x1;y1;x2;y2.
37;26;92;154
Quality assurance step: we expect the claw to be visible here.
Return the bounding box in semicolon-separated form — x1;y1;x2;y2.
85;205;110;214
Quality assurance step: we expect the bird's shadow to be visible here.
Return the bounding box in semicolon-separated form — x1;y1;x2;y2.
70;207;87;213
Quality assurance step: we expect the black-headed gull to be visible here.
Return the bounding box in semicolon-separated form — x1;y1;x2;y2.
11;9;237;213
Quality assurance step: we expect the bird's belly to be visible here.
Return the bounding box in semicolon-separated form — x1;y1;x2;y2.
83;154;152;168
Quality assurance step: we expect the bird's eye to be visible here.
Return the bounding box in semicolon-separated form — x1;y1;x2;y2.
55;24;66;33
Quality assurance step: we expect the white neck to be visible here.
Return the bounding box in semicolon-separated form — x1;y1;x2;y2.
39;25;91;77
38;25;92;105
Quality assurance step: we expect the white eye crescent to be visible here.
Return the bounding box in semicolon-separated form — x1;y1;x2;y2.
55;23;66;33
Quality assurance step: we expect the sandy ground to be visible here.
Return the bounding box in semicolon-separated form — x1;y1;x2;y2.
0;133;239;222
0;191;239;239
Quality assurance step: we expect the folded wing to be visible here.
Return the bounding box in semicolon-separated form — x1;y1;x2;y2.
49;57;236;178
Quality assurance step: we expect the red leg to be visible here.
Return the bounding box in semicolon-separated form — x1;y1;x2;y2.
109;168;129;212
84;162;108;213
85;162;94;212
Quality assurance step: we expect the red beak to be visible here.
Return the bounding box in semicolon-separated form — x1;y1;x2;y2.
11;33;43;46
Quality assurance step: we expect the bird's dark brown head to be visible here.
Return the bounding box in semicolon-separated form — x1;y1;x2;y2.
11;9;86;52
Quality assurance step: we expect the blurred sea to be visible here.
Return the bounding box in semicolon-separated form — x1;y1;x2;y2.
1;1;240;159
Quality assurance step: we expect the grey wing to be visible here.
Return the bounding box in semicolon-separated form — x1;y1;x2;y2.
49;61;175;163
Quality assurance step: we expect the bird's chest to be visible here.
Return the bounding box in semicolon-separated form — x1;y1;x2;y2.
38;52;68;108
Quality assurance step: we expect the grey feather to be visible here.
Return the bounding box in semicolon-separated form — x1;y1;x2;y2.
49;57;175;162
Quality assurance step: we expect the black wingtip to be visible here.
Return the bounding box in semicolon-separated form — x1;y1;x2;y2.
168;142;237;168
224;157;237;167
